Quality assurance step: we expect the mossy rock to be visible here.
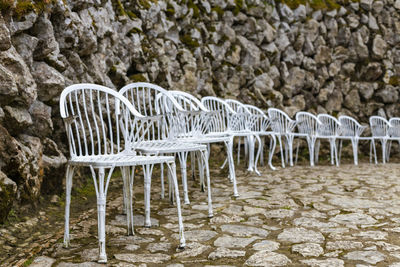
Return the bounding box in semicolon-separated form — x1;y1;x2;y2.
0;171;17;224
0;0;56;18
180;34;200;48
129;73;148;82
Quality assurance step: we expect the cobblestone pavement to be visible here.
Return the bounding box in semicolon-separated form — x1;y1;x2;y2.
4;159;400;266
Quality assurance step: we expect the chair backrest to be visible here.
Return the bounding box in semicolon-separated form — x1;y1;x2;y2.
267;108;296;134
224;99;251;131
317;114;340;137
244;104;270;132
338;115;366;137
295;112;320;136
389;118;400;137
119;82;184;140
59;83;142;158
201;96;236;133
169;90;210;138
169;90;206;112
369;116;389;137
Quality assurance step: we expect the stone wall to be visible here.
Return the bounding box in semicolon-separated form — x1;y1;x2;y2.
0;0;399;222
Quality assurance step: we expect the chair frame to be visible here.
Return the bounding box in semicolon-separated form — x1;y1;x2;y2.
119;82;213;217
60;83;185;262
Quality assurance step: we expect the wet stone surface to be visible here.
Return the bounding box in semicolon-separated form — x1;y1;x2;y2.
4;162;400;265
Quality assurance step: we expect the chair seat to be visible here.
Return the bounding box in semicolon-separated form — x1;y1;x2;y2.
177;134;232;144
69;154;175;167
135;140;207;154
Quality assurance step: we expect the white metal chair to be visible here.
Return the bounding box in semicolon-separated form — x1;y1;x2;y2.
338;115;374;165
388;118;400;161
168;91;239;198
119;82;214;217
243;104;276;171
267;108;298;167
370;116;390;163
316;114;340;166
295;112;321;167
60;84;185;263
201;96;238;192
224;99;259;173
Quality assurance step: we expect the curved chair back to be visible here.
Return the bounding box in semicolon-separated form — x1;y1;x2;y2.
225;99;251;131
296;112;320;136
201;96;236;134
317;114;340;137
169;91;210;137
244;104;270;132
119;82;184;140
389;118;400;138
338;115;366;137
267;108;296;134
60;83;142;158
369;116;389;137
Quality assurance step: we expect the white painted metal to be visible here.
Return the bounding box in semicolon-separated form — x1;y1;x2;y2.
316;114;340;166
60;83;185;263
224;99;259;173
169;91;239;197
201;96;238;194
338;115;374;165
119;83;213;217
295;112;321;167
243;104;277;172
267;108;298;167
370;116;390;163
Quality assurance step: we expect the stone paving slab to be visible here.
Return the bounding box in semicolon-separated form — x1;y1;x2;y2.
4;162;400;266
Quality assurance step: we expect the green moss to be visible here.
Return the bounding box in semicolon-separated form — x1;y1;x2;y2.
187;0;200;18
233;0;244;15
275;0;345;10
127;27;142;36
23;258;33;266
126;10;137;19
0;0;15;10
180;34;200;48
211;6;224;18
130;73;147;82
138;0;157;9
389;76;400;86
165;3;175;17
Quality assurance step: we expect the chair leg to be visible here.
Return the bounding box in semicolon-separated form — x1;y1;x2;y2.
90;165;115;263
166;162;186;249
143;164;154;227
254;135;262;175
220;158;228;169
260;136;265;166
122;166;135;235
277;135;285;168
268;134;277;170
237;137;241;164
351;138;359;165
307;137;316;167
315;139;320;165
338;140;343;165
381;139;387;164
121;167;127;215
191;151;196;181
160;163;165;199
177;151;190;204
196;150;205;192
200;149;213;217
286;135;295;167
225;137;239;197
64;165;75;248
295;141;300;166
247;135;255;172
